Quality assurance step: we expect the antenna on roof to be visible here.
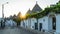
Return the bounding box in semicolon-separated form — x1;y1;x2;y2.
36;1;38;4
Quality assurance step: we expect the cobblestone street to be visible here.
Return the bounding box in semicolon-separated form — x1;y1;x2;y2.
0;27;35;34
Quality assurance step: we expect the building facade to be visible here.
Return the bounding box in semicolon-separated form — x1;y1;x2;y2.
20;1;60;34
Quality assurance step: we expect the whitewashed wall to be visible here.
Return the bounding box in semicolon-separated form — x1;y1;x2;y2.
21;20;26;28
27;18;31;28
5;20;17;27
24;20;28;28
56;14;60;33
21;19;31;28
20;15;56;32
38;16;49;31
48;16;53;31
20;14;60;34
21;21;24;27
20;18;37;29
31;18;37;29
20;16;49;31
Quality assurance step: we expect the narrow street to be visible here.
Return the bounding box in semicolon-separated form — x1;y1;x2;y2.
0;27;35;34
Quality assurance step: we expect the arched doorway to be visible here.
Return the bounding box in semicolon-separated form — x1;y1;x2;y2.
49;14;56;31
52;16;56;30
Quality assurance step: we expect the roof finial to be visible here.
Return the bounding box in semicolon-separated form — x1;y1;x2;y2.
36;1;38;4
29;8;30;11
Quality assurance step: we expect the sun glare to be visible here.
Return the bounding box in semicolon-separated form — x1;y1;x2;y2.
20;12;26;19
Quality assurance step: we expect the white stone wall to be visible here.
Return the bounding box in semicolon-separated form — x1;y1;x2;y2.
20;14;60;34
5;20;17;27
56;14;60;33
20;18;37;29
21;20;26;28
20;19;31;28
27;18;31;28
31;18;37;29
38;16;49;31
25;19;29;28
48;16;53;31
20;16;49;31
20;21;24;27
24;20;28;28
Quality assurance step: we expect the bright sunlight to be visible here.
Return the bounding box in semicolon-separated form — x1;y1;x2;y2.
20;12;26;19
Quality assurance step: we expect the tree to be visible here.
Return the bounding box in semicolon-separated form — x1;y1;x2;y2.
13;12;21;26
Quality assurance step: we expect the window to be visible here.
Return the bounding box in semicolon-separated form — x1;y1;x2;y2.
32;26;34;28
43;19;45;22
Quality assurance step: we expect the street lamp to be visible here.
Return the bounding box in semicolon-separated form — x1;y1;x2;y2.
1;2;8;28
2;2;8;18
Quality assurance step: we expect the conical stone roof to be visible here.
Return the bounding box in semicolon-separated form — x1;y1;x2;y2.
26;1;42;14
31;2;42;13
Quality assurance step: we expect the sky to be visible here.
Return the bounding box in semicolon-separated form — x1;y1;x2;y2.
0;0;59;18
